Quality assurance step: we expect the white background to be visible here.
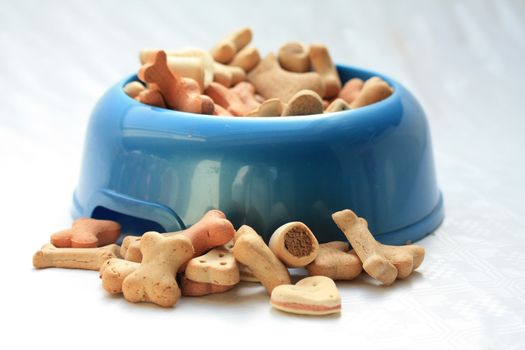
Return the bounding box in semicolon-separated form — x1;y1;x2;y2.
1;0;524;349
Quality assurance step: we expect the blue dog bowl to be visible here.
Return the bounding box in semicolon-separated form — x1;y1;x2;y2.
72;64;444;245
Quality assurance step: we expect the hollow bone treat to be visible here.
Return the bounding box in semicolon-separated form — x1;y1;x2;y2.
100;258;139;294
205;82;251;116
325;98;350;113
233;225;291;294
309;44;342;99
50;218;121;248
123;81;145;98
121;210;235;263
278;41;310;73
349;77;394;109
33;243;120;271
338;78;364;104
122;232;194;307
135;89;166;108
231;82;260;111
181;276;236;297
247;98;284;117
230;46;261;72
306;241;362;280
269;222;319;267
138;50;214;114
211;27;252;64
213;62;246;87
332;209;425;285
185;247;240;286
270;276;341;316
281;90;324;116
248;53;324;103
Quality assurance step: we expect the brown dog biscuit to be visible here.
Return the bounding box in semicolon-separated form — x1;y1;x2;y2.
180;276;236;297
50;218;121;248
309;44;342;99
306;241;362;280
278;42;310;73
233;225;290;294
282;90;324;116
100;258;140;294
185;247;240;286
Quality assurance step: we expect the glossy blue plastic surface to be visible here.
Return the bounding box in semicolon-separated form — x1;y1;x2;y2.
72;65;444;244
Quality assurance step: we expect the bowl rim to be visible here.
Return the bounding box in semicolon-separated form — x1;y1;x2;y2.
118;63;403;123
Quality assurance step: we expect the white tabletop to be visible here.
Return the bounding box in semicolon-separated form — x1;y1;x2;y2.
1;1;524;349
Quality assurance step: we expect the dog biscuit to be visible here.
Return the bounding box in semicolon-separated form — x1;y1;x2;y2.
269;221;319;267
307;241;362;280
278;42;310;73
33;243;120;271
50;218;121;248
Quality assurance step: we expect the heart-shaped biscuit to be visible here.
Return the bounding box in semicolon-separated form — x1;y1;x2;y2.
270;276;341;316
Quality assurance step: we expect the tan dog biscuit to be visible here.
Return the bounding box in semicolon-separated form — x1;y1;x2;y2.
278;42;310;73
121;210;235;263
185;247;240;286
248;53;324;103
270;276;341;316
349;77;394;109
122;232;194;307
213;62;246;87
325;98;350;113
123;81;146;98
135;89;166;108
223;240;259;282
50;218;121;248
309;44;342;99
247;98;284;117
269;222;319;267
339;78;364;104
230;46;260;72
307;241;362;280
213;104;232;116
138;50;214;114
100;258;140;294
233;225;290;294
33;243;120;271
211;27;252;64
181;276;236;297
332;209;425;285
282;90;324;116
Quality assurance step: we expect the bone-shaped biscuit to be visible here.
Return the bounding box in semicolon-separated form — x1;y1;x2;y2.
338;78;364;104
211;27;252;64
248;53;324;103
50;218;121;248
138;50;214;114
205;82;251;116
33;243;120;271
269;221;319;267
281;90;324;116
230;46;260;72
99;258;140;294
231;82;260;111
122;232;194;307
121;210;235;263
223;240;259;282
233;225;290;294
270;276;341;316
306;241;362;280
332;209;425;285
278;42;310;73
349;77;393;109
185;247;240;286
135;89;166;108
213;62;246;87
123;81;146;98
309;44;342;99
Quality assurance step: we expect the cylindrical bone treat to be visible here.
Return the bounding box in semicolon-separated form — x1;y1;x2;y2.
211;27;253;64
135;89;166;108
278;42;310;73
309;44;342;99
230;46;260;72
269;222;319;267
123;81;145;98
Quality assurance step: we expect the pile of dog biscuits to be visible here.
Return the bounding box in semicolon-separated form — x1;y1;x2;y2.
33;209;425;316
123;27;394;117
